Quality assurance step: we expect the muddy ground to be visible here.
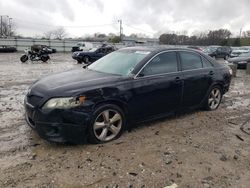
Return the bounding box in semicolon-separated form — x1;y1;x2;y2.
0;53;250;188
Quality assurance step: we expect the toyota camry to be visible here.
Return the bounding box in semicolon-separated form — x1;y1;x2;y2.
24;47;231;144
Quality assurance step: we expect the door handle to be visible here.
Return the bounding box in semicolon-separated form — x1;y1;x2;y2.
175;76;181;82
209;71;214;75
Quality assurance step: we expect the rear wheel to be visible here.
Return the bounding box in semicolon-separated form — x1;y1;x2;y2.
20;55;28;63
88;104;125;144
205;86;222;110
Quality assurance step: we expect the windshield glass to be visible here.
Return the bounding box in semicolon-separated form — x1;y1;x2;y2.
88;51;149;76
239;52;250;57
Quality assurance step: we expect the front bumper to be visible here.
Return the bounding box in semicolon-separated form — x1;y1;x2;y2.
24;101;91;144
72;54;82;62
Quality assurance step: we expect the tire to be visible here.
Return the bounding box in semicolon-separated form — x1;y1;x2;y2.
77;60;82;64
87;104;125;144
41;55;49;62
224;55;229;60
205;86;222;111
83;56;90;64
20;55;28;63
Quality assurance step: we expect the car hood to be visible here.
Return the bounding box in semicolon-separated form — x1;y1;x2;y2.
30;69;123;97
228;56;250;62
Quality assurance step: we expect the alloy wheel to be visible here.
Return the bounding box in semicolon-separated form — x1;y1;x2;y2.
208;88;221;110
93;109;122;142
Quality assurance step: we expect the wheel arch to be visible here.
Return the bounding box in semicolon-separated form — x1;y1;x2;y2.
93;99;129;116
200;82;224;107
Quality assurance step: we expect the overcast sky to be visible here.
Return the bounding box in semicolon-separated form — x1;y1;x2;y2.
1;0;250;38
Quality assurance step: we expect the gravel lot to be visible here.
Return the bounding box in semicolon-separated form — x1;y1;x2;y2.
0;53;250;188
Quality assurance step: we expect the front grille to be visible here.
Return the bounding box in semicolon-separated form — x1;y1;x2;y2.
27;95;43;106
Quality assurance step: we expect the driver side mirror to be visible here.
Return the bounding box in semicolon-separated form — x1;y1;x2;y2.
137;72;144;77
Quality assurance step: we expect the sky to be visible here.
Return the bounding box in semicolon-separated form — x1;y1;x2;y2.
1;0;250;38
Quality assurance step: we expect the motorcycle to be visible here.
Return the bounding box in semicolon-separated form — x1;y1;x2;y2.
20;48;50;63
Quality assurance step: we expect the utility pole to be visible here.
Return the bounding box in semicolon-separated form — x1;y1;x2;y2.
118;19;123;42
239;27;243;39
9;17;12;37
0;16;2;37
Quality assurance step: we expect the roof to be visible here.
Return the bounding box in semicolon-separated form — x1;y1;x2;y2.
118;46;201;54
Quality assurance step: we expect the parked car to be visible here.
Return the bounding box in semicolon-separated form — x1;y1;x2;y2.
24;47;231;144
71;42;94;52
227;52;250;69
0;45;17;53
31;45;56;54
72;45;116;64
207;46;232;60
187;46;202;51
230;47;250;58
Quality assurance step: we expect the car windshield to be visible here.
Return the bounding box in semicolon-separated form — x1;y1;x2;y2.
88;51;149;76
239;52;250;57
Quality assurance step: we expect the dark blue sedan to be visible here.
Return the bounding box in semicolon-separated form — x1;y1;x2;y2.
72;45;116;64
25;47;231;144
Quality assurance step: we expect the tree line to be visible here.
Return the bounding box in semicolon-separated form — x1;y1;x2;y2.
159;29;250;46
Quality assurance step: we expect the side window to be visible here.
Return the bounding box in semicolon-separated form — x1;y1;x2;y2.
140;52;178;76
202;57;213;68
179;52;202;71
217;48;222;52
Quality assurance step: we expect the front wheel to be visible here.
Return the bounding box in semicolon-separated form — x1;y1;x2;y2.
88;104;125;144
20;55;28;63
83;56;90;64
41;55;49;62
205;86;222;111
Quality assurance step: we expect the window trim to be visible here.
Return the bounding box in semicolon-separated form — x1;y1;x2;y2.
134;50;180;79
178;51;204;71
134;49;213;79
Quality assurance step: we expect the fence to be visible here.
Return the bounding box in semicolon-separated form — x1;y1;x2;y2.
0;38;126;52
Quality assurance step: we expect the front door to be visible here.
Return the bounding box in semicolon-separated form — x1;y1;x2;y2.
128;51;183;120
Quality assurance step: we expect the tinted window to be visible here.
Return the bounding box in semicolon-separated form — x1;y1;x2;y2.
179;52;202;70
202;57;213;68
140;52;178;76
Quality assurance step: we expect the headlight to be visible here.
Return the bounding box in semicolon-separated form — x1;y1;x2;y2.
42;96;86;110
228;67;233;75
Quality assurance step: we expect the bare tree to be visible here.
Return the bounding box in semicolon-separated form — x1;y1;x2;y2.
0;17;15;37
242;31;250;38
52;27;67;39
44;27;67;40
44;30;54;39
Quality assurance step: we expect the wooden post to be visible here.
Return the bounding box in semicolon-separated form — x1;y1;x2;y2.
246;63;250;75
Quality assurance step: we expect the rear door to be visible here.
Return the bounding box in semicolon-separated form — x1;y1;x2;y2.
179;51;214;107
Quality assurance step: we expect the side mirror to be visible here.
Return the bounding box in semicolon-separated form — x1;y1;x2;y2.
137;72;144;77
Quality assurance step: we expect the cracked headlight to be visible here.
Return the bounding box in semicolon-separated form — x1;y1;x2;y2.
42;96;86;110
